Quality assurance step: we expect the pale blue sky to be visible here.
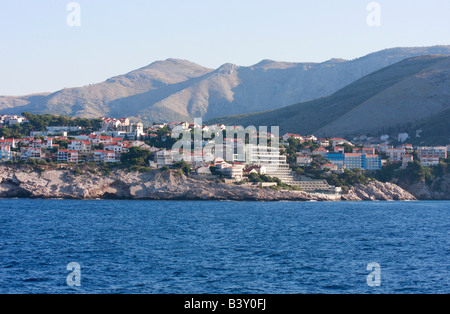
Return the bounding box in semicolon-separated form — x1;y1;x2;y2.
0;0;449;95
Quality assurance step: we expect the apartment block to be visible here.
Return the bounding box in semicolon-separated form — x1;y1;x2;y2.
20;148;42;160
57;150;79;163
94;150;118;163
325;153;381;171
417;147;447;159
0;145;12;161
386;148;406;163
68;140;92;153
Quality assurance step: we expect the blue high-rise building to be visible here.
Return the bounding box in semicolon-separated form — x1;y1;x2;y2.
325;153;381;171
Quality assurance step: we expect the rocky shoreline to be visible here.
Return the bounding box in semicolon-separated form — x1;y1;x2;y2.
0;165;421;202
392;174;450;200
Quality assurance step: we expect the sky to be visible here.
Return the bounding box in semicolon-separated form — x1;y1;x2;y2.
0;0;449;95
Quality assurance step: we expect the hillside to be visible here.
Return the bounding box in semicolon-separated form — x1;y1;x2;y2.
208;55;450;143
0;59;213;120
1;46;450;123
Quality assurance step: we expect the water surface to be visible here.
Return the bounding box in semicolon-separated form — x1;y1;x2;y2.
0;200;448;294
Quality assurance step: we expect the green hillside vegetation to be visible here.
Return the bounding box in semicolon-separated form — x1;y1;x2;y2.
0;112;102;138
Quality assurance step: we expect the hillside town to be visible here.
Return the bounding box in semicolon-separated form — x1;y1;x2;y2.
0;114;449;195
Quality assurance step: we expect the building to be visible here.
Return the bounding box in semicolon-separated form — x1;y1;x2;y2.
101;117;130;131
104;142;124;154
89;135;113;145
243;165;267;176
29;138;53;150
154;150;174;168
68;140;92;153
0;138;18;149
402;144;414;153
238;145;320;188
419;156;440;167
378;144;393;153
297;155;312;167
386;148;406;163
344;153;364;169
294;176;342;195
0;115;27;125
299;147;312;156
20;147;42;160
321;163;339;172
316;139;330;147
312;147;329;157
237;145;295;183
330;138;351;147
282;133;304;142
46;126;83;134
94;150;118;163
220;163;246;180
57;150;79;163
325;153;381;171
304;135;318;142
325;153;346;169
401;155;414;169
0;145;12;161
363;154;383;171
353;147;376;155
417;147;447;159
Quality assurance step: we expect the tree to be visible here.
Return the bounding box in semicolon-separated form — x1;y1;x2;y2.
120;147;153;167
342;143;354;153
173;161;192;175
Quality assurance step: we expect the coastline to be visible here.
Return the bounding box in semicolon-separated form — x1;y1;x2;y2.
0;165;419;202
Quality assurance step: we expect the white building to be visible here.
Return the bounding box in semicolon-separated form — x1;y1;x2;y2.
321;163;339;172
29;138;53;150
0;115;27;125
236;145;297;186
94;150;118;163
0;138;18;149
103;142;124;154
401;155;414;169
417;147;447;159
0;145;12;161
57;150;79;163
312;147;329;157
420;156;440;167
282;133;304;142
220;163;246;180
101;117;130;131
402;144;414;153
297;155;313;167
330;138;352;147
155;150;174;168
68;140;92;153
46;126;82;133
20;148;42;160
386;148;406;163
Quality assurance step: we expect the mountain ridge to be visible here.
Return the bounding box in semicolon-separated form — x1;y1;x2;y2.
207;55;450;144
1;46;450;124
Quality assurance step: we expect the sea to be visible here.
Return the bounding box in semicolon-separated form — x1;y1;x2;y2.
0;199;448;294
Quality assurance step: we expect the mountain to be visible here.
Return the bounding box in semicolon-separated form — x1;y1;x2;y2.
208;55;450;144
0;59;213;120
1;46;450;123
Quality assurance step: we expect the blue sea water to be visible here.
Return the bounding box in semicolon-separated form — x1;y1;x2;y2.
0;199;448;294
